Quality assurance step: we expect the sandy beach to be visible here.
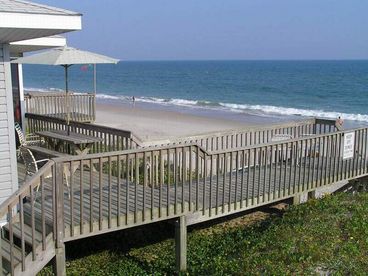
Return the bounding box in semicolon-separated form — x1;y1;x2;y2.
94;100;292;141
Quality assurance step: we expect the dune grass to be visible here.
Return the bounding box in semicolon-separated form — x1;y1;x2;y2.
40;192;368;275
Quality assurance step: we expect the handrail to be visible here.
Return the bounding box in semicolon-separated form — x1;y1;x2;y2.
142;118;317;146
0;160;56;274
26;112;337;155
139;118;337;151
53;123;348;162
51;125;368;242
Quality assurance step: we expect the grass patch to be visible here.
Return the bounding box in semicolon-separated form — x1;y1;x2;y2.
40;192;368;275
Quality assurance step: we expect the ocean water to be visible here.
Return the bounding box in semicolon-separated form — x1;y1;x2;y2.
22;60;368;123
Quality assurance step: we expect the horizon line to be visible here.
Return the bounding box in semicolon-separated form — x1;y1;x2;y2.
117;58;368;62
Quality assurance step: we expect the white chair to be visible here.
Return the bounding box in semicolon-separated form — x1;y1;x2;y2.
19;146;71;197
19;146;51;191
15;122;41;146
15;122;43;159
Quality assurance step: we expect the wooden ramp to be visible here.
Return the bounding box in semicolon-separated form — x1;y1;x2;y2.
3;126;368;275
17;154;364;242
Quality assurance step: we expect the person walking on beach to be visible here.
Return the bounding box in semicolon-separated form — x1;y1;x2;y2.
336;116;344;130
132;96;135;107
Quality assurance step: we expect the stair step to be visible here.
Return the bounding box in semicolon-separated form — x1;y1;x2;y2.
3;222;43;246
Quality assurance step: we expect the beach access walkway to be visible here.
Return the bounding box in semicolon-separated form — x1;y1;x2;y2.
2;114;367;275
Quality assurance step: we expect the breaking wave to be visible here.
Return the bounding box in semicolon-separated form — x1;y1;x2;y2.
96;93;368;122
24;87;368;123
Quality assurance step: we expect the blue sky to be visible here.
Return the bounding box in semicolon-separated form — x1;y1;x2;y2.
38;0;368;60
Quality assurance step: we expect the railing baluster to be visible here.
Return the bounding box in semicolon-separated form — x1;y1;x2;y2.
222;153;226;213
166;149;171;216
159;150;164;217
189;147;192;212
30;185;36;261
246;149;251;207
117;155;121;227
302;140;308;190
240;150;245;208
209;155;213;216
292;141;298;194
174;148;178;215
126;155;130;225
8;205;14;275
40;175;46;250
151;151;155;220
203;153;207;215
279;144;283;197
80;160;84;234
283;143;288;197
89;159;94;233
19;195;25;272
216;154;220;214
273;145;278;198
229;152;233;211
182;148;185;213
70;161;75;236
319;137;325;186
134;153;139;223
298;140;303;190
257;148;262;203
363;129;367;174
98;158;103;230
234;151;239;210
264;146;269;200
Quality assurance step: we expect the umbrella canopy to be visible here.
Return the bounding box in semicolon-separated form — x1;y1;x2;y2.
13;46;118;130
12;46;119;65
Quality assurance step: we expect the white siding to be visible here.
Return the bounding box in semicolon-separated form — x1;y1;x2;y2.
0;44;18;204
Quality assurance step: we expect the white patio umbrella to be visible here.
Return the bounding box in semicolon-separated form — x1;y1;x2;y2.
12;46;119;132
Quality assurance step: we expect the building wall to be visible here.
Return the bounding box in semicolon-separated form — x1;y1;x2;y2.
0;44;18;203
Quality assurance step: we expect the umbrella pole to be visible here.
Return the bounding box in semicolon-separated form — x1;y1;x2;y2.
93;64;97;95
93;64;97;121
64;65;70;135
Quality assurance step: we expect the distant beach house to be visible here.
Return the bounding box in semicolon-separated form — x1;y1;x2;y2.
0;0;81;205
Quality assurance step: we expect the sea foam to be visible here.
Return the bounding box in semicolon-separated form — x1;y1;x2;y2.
25;87;368;123
95;93;368;122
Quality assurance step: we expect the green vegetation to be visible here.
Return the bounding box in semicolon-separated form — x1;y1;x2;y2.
41;192;368;275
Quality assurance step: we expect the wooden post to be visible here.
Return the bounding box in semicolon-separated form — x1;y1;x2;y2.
308;190;316;200
175;216;187;272
293;192;309;205
52;162;66;276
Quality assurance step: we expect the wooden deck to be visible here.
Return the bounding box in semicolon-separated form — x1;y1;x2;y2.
17;153;363;241
5;124;367;275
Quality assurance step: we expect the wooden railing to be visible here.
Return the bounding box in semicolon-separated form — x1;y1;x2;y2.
52;126;367;240
141;118;338;151
5;125;366;274
0;161;59;275
25;113;141;153
25;92;96;122
26;114;337;155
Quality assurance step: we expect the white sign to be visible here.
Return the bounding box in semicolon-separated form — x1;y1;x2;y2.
343;132;355;160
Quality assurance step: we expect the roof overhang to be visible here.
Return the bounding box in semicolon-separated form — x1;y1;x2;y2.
0;12;81;43
10;36;66;56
